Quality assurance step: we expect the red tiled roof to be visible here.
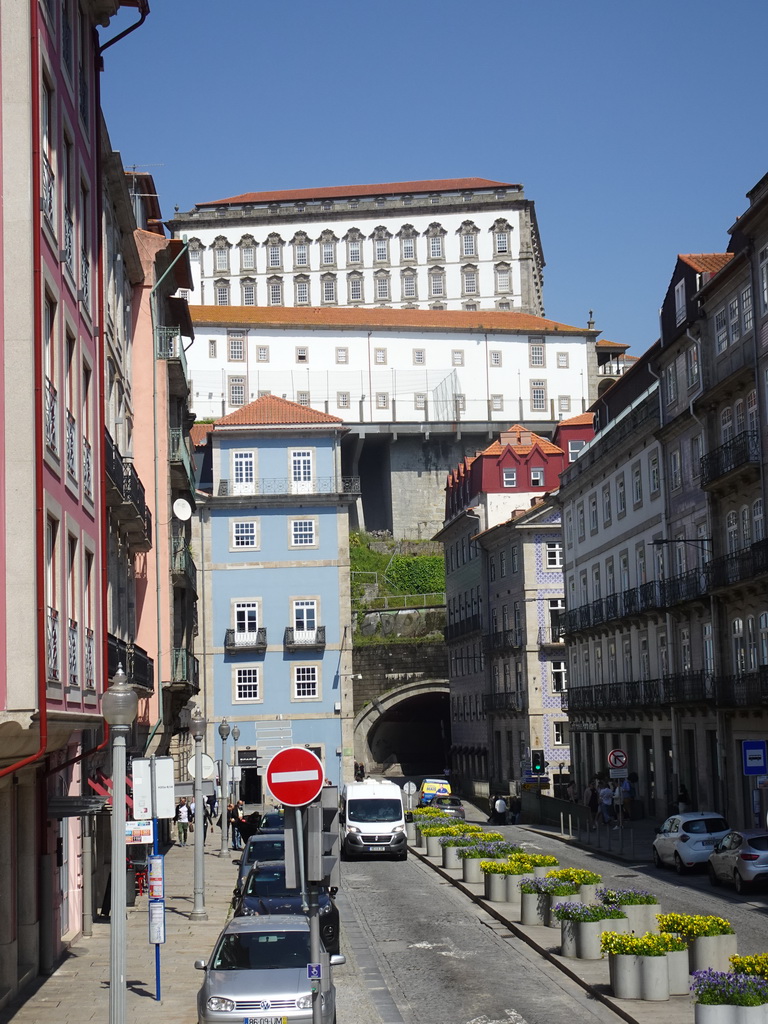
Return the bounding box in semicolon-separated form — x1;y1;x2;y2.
214;395;344;427
479;425;562;457
188;305;590;335
197;177;522;208
679;253;733;275
190;422;214;447
557;412;594;427
596;338;631;351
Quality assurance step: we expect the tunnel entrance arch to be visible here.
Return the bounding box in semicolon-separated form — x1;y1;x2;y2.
353;679;450;777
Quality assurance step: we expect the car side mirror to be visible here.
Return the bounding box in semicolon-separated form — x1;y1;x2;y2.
329;886;338;897
232;858;240;865
330;954;346;967
194;959;207;970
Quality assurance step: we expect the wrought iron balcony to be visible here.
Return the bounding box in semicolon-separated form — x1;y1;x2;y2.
700;430;760;488
538;626;565;646
84;627;95;690
66;412;78;483
482;690;528;715
483;628;524;653
107;633;155;694
68;618;79;689
171;540;197;593
283;626;326;651
63;210;74;276
45;378;58;456
445;614;482;642
42;153;55;227
224;628;268;653
169;427;196;495
708;539;768;590
661;568;709;607
155;326;190;397
47;607;60;682
82;436;93;501
170;647;199;693
217;476;361;498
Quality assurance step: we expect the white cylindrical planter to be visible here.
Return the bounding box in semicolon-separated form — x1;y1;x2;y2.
639;955;669;1001
603;916;629;934
442;846;463;870
579;883;598;905
506;875;523;905
425;835;442;857
486;874;507;902
689;934;738;974
576;920;603;960
611;953;641;1000
545;892;579;928
694;1004;739;1024
561;919;578;958
666;949;690;996
521;892;546;926
462;857;483;884
533;865;550;878
621;903;648;934
405;821;416;842
414;826;422;846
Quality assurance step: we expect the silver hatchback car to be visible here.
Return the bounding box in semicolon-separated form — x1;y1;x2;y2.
652;811;730;873
708;830;768;893
195;915;345;1024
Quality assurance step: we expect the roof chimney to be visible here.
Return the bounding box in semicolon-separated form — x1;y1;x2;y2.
587;309;595;330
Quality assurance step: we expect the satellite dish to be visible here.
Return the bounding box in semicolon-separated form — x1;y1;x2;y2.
173;498;192;521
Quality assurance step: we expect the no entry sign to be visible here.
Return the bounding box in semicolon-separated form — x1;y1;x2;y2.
265;747;324;807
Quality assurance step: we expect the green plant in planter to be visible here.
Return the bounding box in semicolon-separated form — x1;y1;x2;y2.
546;868;602;886
731;954;768;980
657;913;734;939
691;970;768;1007
601;931;688;956
438;834;482;848
519;877;578;897
553;902;627;923
420;823;482;838
457;840;519;859
526;853;559;868
598;886;658;905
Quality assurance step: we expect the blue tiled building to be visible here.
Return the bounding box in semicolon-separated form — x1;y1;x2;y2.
193;396;357;798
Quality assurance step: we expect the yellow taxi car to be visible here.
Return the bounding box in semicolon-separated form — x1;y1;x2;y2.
418;778;452;806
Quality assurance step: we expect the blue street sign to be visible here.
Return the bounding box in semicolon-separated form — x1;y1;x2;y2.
742;740;768;776
307;963;322;980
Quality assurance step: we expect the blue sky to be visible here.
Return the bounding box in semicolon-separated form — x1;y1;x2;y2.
99;0;768;354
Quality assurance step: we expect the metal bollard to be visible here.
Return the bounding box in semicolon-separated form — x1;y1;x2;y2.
560;812;564;837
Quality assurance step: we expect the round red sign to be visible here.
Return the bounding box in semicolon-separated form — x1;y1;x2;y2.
265;747;324;807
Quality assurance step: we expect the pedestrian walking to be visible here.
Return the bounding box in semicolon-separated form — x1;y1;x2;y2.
583;780;599;828
175;796;191;846
598;780;617;828
493;794;508;825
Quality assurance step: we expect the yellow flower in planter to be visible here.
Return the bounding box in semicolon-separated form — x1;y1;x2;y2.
546;868;601;885
731;955;768;980
657;913;734;939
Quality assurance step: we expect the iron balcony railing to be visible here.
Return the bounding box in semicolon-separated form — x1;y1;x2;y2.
169;428;196;494
481;690;528;715
445;614;482;642
68;618;79;689
47;607;59;682
538;626;565;645
661;568;709;607
42;153;55;226
218;476;361;497
700;430;760;488
107;633;155;693
66;412;77;482
283;626;326;651
82;436;93;501
170;648;199;692
565;671;768;713
224;628;268;653
45;378;58;456
84;627;95;690
155;325;189;376
171;540;198;593
708;539;768;590
483;628;524;653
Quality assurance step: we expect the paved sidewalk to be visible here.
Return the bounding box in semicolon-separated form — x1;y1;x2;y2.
408;830;695;1024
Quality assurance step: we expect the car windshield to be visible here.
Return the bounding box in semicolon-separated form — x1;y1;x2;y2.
683;818;728;835
211;931;310;970
245;840;285;864
261;813;285;829
245;868;294;898
348;798;402;823
436;798;461;807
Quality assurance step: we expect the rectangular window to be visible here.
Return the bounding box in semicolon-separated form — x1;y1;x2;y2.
669;449;682;489
269;281;282;305
228;376;245;406
496;268;510;291
336;347;348;364
233;451;255;493
455;394;466;412
402;275;416;298
632;463;643;505
414;393;427;410
529;340;545;367
235;601;259;635
268;245;281;267
462;234;476;256
375;239;388;261
743;286;754;333
531;467;545;486
348;277;362;301
530;380;547;411
228;334;245;361
294;665;318;699
214;247;228;271
664;364;678;404
489;350;502;367
691;435;702;478
413;348;425;365
291;519;315;546
296;347;308;363
649;453;660;494
296;280;309;304
374;348;387;365
348;240;361;263
322;242;335;265
502;468;516;487
715;308;728;353
452;349;464;366
293;599;317;633
402;237;415;260
552;661;567;692
235;667;259;701
617;476;626;515
729;297;741;343
322;279;336;302
375;392;389;409
294;243;308;266
686;345;699;387
559;396;572;414
674;279;686;326
257;346;269;362
242;282;255;305
546;542;563;568
463;270;477;293
554;721;569;746
232;521;257;548
337;391;350;409
375;276;390;299
430;274;444;297
296;391;310;407
491;394;504;411
216;284;229;305
430;236;443;259
495;231;509;254
499;551;507;577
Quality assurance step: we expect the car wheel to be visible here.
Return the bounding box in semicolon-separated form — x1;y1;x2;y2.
674;853;687;875
734;871;750;895
708;863;721;886
652;847;663;869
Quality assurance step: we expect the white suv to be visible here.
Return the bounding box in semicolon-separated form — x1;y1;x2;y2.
652;811;730;873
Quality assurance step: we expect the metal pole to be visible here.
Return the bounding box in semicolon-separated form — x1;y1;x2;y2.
308;886;322;1024
219;734;229;857
109;724;129;1024
82;814;93;938
191;730;207;919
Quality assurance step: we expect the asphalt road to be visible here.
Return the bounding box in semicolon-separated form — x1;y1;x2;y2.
336;852;624;1024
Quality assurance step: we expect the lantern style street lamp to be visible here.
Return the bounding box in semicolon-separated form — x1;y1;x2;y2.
102;664;138;1024
231;724;240;804
189;708;207;920
218;718;230;857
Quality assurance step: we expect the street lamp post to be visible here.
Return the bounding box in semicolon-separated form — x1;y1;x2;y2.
102;664;138;1024
189;708;207;920
231;725;240;804
218;719;230;857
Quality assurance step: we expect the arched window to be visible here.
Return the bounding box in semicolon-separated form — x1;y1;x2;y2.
748;390;759;432
732;618;745;674
726;510;739;552
741;505;752;547
721;406;733;442
754;498;764;541
734;399;746;435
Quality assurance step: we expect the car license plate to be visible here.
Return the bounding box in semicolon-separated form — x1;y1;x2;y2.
245;1017;286;1024
701;839;714;846
368;845;386;851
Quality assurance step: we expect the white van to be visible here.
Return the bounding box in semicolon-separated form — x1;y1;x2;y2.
340;779;407;860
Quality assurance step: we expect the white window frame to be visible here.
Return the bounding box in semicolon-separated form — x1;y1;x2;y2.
293;664;320;700
234;666;261;702
231;519;259;550
290;518;317;548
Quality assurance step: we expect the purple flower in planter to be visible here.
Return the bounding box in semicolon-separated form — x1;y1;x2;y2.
691;970;768;1007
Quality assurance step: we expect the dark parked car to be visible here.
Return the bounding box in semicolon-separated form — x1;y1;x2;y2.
233;861;340;954
431;796;466;820
234;809;286;843
232;834;286;900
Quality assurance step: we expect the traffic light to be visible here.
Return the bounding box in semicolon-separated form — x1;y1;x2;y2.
531;749;546;775
306;786;340;888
